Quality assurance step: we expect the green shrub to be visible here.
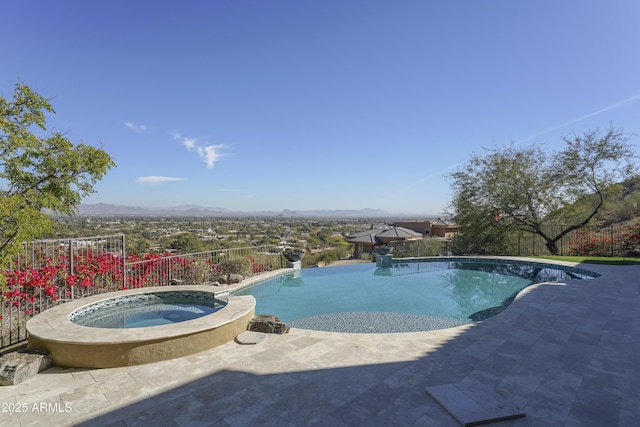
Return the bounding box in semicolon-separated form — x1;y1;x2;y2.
217;256;252;277
356;252;373;261
392;238;445;257
301;247;351;267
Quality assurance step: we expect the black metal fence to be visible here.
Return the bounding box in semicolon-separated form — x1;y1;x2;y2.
456;223;640;257
393;223;640;258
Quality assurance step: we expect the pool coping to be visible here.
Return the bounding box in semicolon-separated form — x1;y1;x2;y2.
26;285;258;368
26;285;254;344
23;267;296;341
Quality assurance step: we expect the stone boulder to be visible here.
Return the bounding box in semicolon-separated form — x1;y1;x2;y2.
215;274;244;285
247;314;290;334
227;274;244;284
0;349;53;386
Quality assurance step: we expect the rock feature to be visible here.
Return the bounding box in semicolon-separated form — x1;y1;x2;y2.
247;314;290;334
227;274;244;284
0;349;53;386
216;274;244;285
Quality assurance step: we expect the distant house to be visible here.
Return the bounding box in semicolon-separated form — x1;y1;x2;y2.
345;229;381;255
346;220;458;255
345;226;422;255
391;220;458;238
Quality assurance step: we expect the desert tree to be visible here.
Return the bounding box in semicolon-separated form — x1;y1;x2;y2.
0;83;115;267
447;126;636;255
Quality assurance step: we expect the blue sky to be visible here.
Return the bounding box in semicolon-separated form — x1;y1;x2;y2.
2;1;639;216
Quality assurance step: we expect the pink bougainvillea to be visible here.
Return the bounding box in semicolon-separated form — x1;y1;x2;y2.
1;250;172;316
2;248;270;317
569;222;640;256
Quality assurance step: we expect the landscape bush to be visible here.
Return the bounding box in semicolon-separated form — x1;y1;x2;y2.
392;238;446;258
301;246;350;267
569;222;640;256
215;256;252;279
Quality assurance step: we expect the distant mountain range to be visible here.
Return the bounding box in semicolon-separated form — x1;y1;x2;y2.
73;203;395;218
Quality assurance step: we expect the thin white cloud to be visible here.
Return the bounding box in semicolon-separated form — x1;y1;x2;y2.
123;121;148;133
170;131;227;169
136;176;187;184
199;145;225;169
183;138;197;151
513;93;640;145
408;92;640;189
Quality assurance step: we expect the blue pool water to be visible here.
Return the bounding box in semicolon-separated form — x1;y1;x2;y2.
70;290;226;328
233;259;597;333
109;304;220;328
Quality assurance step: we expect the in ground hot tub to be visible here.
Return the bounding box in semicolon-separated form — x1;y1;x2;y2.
69;290;227;328
27;285;255;368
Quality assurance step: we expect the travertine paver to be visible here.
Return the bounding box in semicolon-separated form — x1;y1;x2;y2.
0;260;638;426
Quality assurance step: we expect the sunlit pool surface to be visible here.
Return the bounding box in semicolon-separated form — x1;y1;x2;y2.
233;259;598;333
69;291;227;328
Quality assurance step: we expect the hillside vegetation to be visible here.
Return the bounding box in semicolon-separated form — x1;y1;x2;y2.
561;176;640;226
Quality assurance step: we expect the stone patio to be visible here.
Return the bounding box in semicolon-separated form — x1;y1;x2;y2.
0;260;638;426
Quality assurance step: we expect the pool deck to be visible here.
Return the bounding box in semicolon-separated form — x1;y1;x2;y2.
1;259;639;426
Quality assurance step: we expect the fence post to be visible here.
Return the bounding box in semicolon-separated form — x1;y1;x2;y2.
69;239;74;300
611;226;614;257
122;234;127;290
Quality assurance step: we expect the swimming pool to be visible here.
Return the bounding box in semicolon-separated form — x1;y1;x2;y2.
232;258;598;333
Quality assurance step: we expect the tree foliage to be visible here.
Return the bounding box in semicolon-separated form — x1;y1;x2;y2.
448;126;636;255
0;83;115;265
164;232;206;254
